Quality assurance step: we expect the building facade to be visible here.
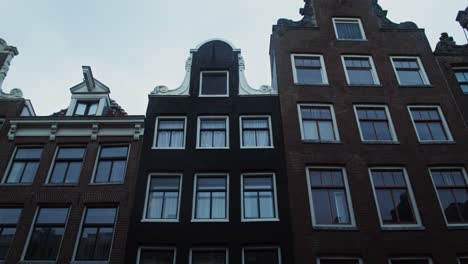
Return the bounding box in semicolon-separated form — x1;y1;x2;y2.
0;62;144;263
270;0;468;263
125;40;293;264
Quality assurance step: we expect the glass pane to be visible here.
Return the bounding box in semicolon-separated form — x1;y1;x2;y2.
428;122;448;140
37;208;69;224
309;170;322;186
296;68;323;84
201;72;228;95
453;189;468;221
361;121;377;140
438;189;460;223
76;227;98;260
147;192;164;219
244;192;259;218
50;162;67;183
393;190;415;223
196;192;211;219
255;131;270;146
200;131;213;148
0;208;21;224
303;120;318;140
200;120;225;129
85;208;116;224
243;119;268;129
212;192;226;219
0;228;17;260
7;162;26;183
171;131;184;147
376;190;398;223
192;251;226;264
198;178;226;190
88;103;98;115
152;177;180;190
21;162;39;183
74;103;86;115
461;84;468;93
374;121;392;140
450;170;466;186
95;161;112;183
243;131;256;146
320;260;360;264
100;146;128;158
397;70;424;85
213;131;226;147
244;249;279;264
244;177;273;189
318;121;335;140
331;190;350;224
159;120;184;130
157;131;171;148
312;190;333;224
110;160;126;182
415;123;432;140
25;227;64;260
259;191;274;218
348;69;375;85
94;227;113;260
335;22;363;39
65;162;82;183
162;192;179;219
57;148;85;159
391;260;430;264
15;148;43;159
140;249;175;264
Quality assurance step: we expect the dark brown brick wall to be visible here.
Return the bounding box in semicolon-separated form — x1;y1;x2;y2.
270;0;468;263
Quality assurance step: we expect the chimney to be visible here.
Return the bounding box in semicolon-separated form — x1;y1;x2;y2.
82;66;96;91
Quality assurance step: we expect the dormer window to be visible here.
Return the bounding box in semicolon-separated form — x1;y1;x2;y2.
74;101;99;116
199;71;229;97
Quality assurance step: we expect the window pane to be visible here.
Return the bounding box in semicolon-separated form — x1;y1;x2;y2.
37;208;69;224
391;260;430;264
151;177;180;190
196;192;211;219
200;120;225;129
428;122;447;140
361;121;376;140
319;259;361;264
397;70;424;85
100;146;128;158
76;227;98;260
159;120;184;130
348;69;374;85
0;209;21;224
88;103;98;115
140;249;175;264
303;120;318;140
244;249;279;264
438;189;460;223
212;192;226;219
244;192;259;218
213;131;226;147
376;190;398;223
296;68;323;84
243;119;268;129
312;190;333;224
94;227;113;260
243;131;256;146
453;189;468;221
244;177;273;189
110;160;126;182
25;227;65;260
7;162;26;183
198;178;226;190
21;162;39;183
393;190;415;223
162;192;179;219
201;72;228;95
318;121;334;140
259;191;274;218
330;190;350;224
192;251;226;264
171;131;184;147
95;161;112;183
157;131;171;147
147;192;164;219
0;228;16;260
85;208;116;224
66;162;82;183
74;103;86;115
16;148;43;159
50;162;68;183
335;22;363;39
374;121;392;140
415;123;432;140
57;148;85;159
200;131;213;148
255;131;270;146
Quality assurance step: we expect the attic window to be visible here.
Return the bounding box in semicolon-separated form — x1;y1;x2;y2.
74;101;99;116
200;71;229;97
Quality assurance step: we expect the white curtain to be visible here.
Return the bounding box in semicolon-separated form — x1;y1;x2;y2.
196;192;210;219
212;192;226;218
259;191;274;218
157;131;171;147
244;192;258;218
333;191;349;224
163;192;178;219
148;192;164;219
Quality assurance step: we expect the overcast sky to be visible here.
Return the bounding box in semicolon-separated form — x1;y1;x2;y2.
1;0;467;116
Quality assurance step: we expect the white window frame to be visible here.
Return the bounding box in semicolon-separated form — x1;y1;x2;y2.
142;173;183;223
196;116;230;149
136;246;177;264
189;248;228;264
459;257;468;264
407;105;454;143
341;55;381;85
353;104;398;143
297;103;340;143
388;257;433;264
72;206;119;262
45;145;86;185
428;167;468;228
305;166;356;229
199;71;230;97
21;206;71;261
368;167;423;230
332;17;367;41
153;116;187;150
290;54;329;85
90;144;131;185
191;173;230;222
453;67;468;94
317;257;363;264
390;56;431;86
239;115;274;149
242;247;281;264
1;146;43;185
241;173;279;222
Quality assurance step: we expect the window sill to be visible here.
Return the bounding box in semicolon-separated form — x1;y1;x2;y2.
19;261;57;264
418;140;456;145
152;147;186;150
141;218;179;223
240;146;275;149
196;147;230;150
362;141;400;145
0;183;33;186
70;261;108;264
199;95;229;98
89;182;124;186
398;84;433;88
312;225;358;231
293;83;330;87
336;39;368;41
241;218;280;222
191;219;229;223
301;140;341;144
446;224;468;230
44;183;78;187
381;225;425;231
347;84;382;88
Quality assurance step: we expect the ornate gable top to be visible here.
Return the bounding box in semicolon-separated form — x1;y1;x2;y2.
273;0;318;34
371;0;418;30
434;33;468;55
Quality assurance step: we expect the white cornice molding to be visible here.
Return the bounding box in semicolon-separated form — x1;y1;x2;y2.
238;54;277;96
150;54;192;96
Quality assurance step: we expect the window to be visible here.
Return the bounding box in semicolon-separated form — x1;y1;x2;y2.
192;174;228;221
74;101;99;116
408;106;453;142
342;56;380;85
354;105;397;142
75;207;117;261
24;207;69;260
291;54;328;85
240;116;273;148
190;249;227;264
138;247;176;264
197;116;229;149
459;257;468;264
429;168;468;226
242;174;278;221
93;146;129;184
332;18;366;40
391;57;430;86
306;167;355;227
317;257;362;264
369;168;421;228
48;147;85;184
297;104;340;142
0;208;21;260
454;69;468;94
143;174;182;221
243;248;281;264
389;258;432;264
200;71;229;96
154;117;186;149
4;147;42;184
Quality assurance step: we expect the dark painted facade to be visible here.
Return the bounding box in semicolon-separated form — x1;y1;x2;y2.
270;0;468;263
126;40;293;263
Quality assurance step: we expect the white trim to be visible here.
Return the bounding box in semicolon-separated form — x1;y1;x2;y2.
136;246;176;264
368;167;423;229
141;173;183;222
341;55;381;85
353;104;398;143
305;166;356;229
189;248;228;264
390;56;431;86
153;116;187;150
388;257;433;264
407;105;454;143
332;17;367;41
72;206;119;261
21;206;71;261
192;38;240;52
44;145;86;185
199;71;230;97
242;247;281;264
196;116;230;149
453;67;468;94
1;146;43;185
240;173;280;222
90;144;131;185
297;103;341;143
191;173;229;222
239;115;274;149
290;54;329;85
428;167;468;228
317;257;363;264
